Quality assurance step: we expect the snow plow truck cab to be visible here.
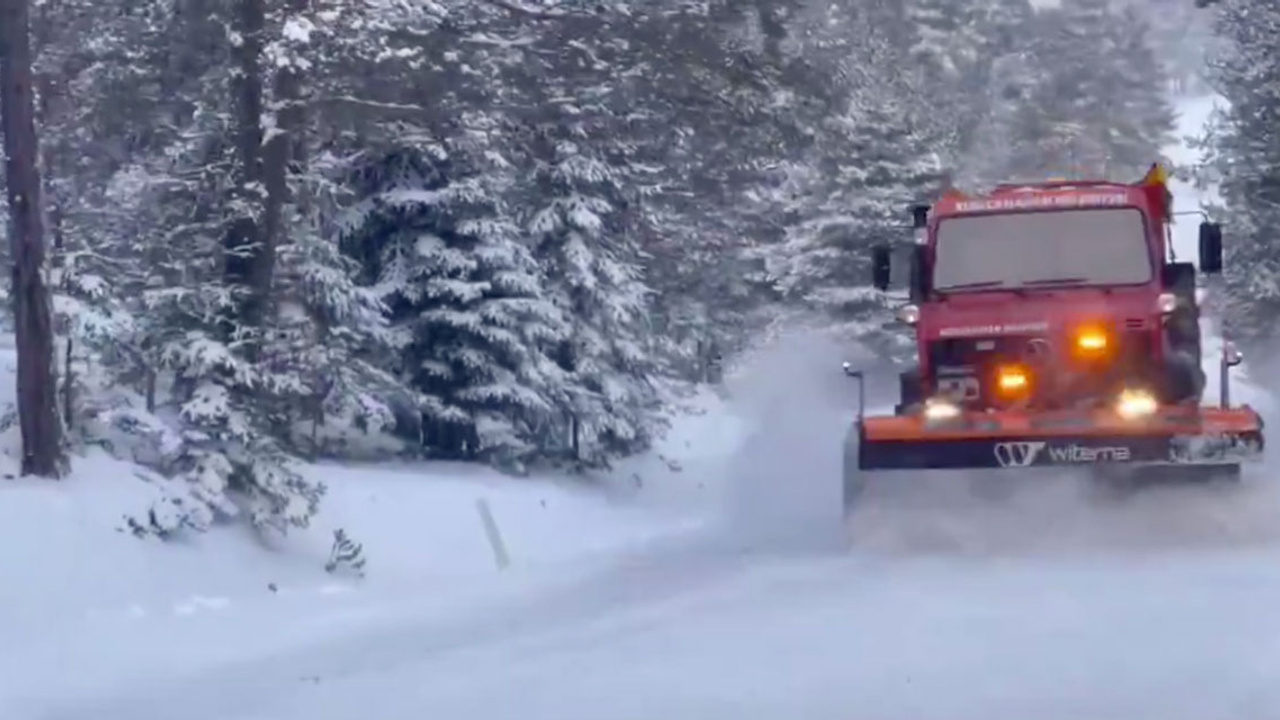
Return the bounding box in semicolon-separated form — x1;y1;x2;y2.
842;164;1263;494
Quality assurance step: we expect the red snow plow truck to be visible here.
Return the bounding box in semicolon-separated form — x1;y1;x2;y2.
842;164;1263;504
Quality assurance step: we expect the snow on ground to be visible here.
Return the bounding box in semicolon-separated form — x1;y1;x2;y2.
0;342;727;716
39;321;1280;720
0;456;708;714
125;547;1280;720
12;91;1280;720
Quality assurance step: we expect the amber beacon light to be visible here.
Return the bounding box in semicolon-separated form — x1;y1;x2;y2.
1070;324;1113;363
1075;328;1108;352
996;364;1030;395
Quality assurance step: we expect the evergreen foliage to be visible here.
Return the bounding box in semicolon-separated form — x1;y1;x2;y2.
1200;0;1280;353
0;0;1178;533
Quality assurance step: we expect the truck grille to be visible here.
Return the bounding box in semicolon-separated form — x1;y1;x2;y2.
928;330;1155;409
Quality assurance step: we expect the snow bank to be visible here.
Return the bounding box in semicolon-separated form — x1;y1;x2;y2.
1;453;704;616
0;446;711;714
0;357;722;716
302;459;706;585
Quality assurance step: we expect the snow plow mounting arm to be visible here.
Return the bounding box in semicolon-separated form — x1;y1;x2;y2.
842;362;865;423
1220;341;1243;408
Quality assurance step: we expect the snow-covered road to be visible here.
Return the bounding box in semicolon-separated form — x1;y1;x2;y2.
55;476;1280;720
23;93;1280;720
205;546;1280;720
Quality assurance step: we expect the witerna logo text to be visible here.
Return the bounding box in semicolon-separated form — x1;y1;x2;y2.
993;442;1130;467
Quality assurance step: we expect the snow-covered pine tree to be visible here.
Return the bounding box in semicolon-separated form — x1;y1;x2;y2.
905;0;990;161
1019;0;1175;180
595;2;787;380
951;0;1040;189
5;0;1106;516
341;144;572;469
1118;0;1219;95
1026;0;1121;177
763;98;947;360
453;5;689;465
1201;0;1280;354
28;0;143;438
1103;4;1178;175
245;0;423;462
57;0;461;531
53;0;333;536
756;1;948;359
524;130;665;466
908;0;986;81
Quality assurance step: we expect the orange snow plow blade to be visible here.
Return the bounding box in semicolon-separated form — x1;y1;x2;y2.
855;405;1264;471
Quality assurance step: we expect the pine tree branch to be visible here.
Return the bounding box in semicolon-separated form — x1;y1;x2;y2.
476;0;605;22
313;95;428;114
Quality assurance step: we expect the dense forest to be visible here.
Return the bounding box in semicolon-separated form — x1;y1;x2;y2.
0;0;1242;536
1196;0;1280;358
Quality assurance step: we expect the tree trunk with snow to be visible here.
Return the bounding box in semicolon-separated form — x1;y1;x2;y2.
0;0;64;477
224;0;272;339
260;0;308;325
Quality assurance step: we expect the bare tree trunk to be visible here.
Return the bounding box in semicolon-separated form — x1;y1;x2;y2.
258;6;295;314
34;0;73;431
222;0;267;343
238;0;277;329
0;0;63;477
262;0;318;430
262;0;308;220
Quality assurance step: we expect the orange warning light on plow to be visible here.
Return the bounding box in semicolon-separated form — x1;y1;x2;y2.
1072;324;1111;360
996;365;1029;394
1076;330;1107;351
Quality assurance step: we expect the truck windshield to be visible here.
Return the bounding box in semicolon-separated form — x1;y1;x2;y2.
932;207;1152;291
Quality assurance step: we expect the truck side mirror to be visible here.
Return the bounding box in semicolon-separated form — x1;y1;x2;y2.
908;243;930;301
871;244;891;290
1199;222;1223;274
911;204;930;229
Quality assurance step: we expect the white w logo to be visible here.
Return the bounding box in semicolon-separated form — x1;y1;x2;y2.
993;441;1046;468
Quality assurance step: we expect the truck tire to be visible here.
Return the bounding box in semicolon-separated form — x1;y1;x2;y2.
1163;349;1206;405
1166;306;1202;358
895;367;923;416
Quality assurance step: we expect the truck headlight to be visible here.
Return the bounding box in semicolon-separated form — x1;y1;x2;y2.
923;398;961;420
1116;388;1158;419
896;303;920;325
1157;292;1178;314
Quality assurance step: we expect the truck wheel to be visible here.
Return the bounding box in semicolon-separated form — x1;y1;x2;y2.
896;367;923;416
1162;349;1205;405
1166;307;1201;351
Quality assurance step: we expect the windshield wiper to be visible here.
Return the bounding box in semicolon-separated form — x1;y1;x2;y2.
940;280;1007;290
1021;277;1089;287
